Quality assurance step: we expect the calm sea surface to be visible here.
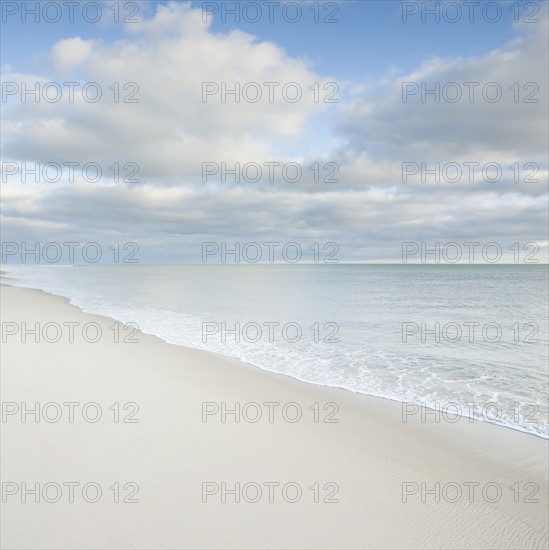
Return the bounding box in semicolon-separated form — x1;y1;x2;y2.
5;264;548;437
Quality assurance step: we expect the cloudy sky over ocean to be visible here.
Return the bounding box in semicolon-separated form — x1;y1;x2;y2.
1;0;548;263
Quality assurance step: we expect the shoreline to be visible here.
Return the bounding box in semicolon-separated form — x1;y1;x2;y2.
0;278;549;441
2;279;546;441
1;283;548;549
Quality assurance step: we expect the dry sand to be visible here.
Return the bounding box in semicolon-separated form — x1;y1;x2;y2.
1;284;548;549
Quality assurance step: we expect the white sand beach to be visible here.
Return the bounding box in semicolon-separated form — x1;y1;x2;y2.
1;283;548;549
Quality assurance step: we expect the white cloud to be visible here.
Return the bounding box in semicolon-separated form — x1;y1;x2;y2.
337;13;548;160
51;37;93;72
1;1;547;262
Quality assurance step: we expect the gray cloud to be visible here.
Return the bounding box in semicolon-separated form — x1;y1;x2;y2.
1;2;547;263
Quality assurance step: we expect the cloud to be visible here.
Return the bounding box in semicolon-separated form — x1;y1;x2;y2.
1;1;547;262
336;12;548;160
3;1;334;182
51;37;93;72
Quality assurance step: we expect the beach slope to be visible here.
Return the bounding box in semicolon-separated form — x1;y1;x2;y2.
1;284;547;549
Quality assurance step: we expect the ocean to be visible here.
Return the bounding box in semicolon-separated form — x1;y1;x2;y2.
4;263;548;437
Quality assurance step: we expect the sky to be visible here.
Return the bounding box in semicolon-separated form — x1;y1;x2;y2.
1;0;548;263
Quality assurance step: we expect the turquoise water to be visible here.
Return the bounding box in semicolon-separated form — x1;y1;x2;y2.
5;264;548;437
